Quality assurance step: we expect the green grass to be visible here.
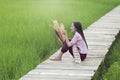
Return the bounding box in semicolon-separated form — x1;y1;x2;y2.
0;0;120;79
92;32;120;80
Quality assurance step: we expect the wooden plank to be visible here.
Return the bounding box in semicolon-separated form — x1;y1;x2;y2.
85;29;119;33
84;31;118;35
85;34;115;39
86;38;113;42
89;23;120;29
25;70;93;78
97;18;120;23
42;57;103;66
87;27;119;30
21;75;91;80
87;41;112;46
36;64;98;71
27;69;94;77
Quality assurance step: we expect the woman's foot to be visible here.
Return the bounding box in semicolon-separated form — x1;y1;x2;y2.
74;60;80;64
50;58;61;61
73;58;81;64
50;52;63;61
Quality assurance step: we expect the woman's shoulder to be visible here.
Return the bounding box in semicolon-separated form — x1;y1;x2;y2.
75;32;81;36
75;32;82;39
75;32;79;35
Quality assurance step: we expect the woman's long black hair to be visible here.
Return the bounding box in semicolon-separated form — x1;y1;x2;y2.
73;22;88;49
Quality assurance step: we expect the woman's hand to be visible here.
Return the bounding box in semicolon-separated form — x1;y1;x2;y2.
63;30;70;47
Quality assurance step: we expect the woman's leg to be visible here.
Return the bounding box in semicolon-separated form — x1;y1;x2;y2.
76;47;87;61
61;41;74;58
50;41;74;61
80;54;87;61
68;46;74;58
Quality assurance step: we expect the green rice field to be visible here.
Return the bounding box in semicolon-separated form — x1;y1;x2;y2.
0;0;120;79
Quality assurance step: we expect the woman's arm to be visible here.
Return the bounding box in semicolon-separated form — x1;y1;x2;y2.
63;30;72;47
65;33;71;47
64;31;80;47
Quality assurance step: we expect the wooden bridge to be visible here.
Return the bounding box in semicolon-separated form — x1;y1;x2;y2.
20;5;120;80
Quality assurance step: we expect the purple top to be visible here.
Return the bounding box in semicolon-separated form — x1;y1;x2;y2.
68;32;88;54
